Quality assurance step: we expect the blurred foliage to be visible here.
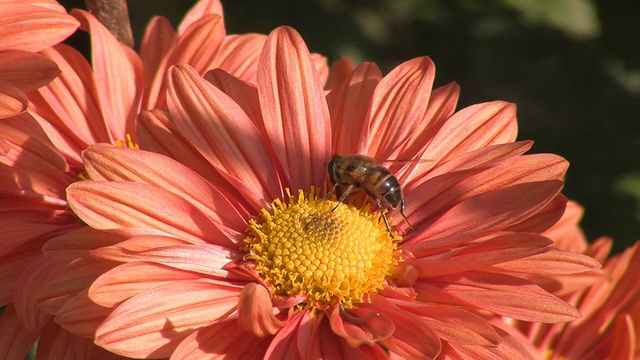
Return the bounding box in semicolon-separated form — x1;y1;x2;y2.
58;0;640;253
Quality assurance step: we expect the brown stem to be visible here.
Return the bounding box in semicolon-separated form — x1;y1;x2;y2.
85;0;134;48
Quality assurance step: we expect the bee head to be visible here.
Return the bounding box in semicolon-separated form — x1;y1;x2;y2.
327;155;339;185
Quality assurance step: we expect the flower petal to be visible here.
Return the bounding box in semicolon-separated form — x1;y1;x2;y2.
0;80;27;118
177;0;224;36
139;16;176;109
88;261;202;308
413;180;563;240
328;303;395;347
167;64;281;208
0;3;79;52
42;227;125;265
0;305;39;360
35;258;114;316
90;239;240;279
72;9;143;140
28;44;108;164
238;283;283;337
327;61;382;154
83;144;250;236
95;280;241;358
208;34;266;84
0;113;68;172
171;320;270;360
494;248;602;274
367;296;442;359
425;101;518;162
36;320;127;360
54;289;112;338
427;272;581;322
257;26;330;190
12;255;54;331
0;50;60;92
136;109;241;196
408;305;501;346
447;327;533;360
66;181;227;246
405;233;553;277
364;57;436;160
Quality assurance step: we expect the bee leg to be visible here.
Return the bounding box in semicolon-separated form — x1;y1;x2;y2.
325;184;338;199
331;185;354;212
399;199;414;230
374;197;393;236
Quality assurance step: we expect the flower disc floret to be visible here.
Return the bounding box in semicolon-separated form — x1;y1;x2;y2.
244;188;400;309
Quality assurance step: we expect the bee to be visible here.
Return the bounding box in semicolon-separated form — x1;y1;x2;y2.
326;154;413;235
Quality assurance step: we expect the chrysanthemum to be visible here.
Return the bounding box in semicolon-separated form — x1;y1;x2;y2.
49;26;602;359
0;0;285;357
0;0;78;154
496;204;640;359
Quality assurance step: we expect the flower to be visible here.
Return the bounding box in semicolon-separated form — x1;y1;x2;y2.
50;26;602;359
0;0;78;154
0;0;286;357
495;203;640;359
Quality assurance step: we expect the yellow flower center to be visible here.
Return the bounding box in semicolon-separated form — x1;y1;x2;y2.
244;188;400;309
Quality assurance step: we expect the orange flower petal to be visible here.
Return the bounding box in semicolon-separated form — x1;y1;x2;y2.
238;283;283;337
139;16;176;110
494;247;602;274
28;45;107;165
166;64;281;207
37;320;126;360
0;3;79;52
328;304;395;347
0;113;68;172
34;258;114;316
364;57;436;160
205;68;263;126
415;180;563;240
208;34;266;84
368;297;442;359
0;50;60;92
447;327;532;360
136;109;242;199
12;256;54;331
177;0;224;36
257;26;330;190
42;227;124;266
325;56;356;90
89;261;204;308
0;80;27;118
407;305;501;346
425;101;518;162
327;62;382;154
0;305;39;360
0;239;42;306
66;181;226;245
83;144;250;236
400;81;461;161
172;320;269;360
95;280;241;358
90;241;240;279
72;9;143;140
428;272;581;322
54;289;112;338
405;233;553;277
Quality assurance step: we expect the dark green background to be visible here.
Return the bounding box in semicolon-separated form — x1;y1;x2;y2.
59;0;640;253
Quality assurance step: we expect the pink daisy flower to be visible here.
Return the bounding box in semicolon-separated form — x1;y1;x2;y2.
0;0;288;357
51;26;602;359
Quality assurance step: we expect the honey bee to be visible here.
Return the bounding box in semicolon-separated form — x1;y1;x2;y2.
326;154;413;235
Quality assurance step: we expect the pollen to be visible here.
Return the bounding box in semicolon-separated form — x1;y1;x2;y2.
244;188;400;309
